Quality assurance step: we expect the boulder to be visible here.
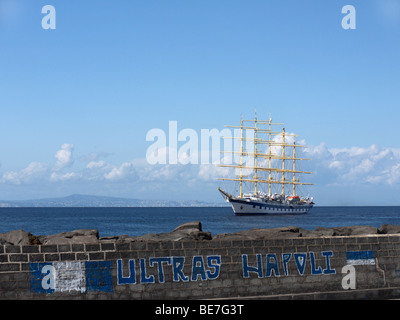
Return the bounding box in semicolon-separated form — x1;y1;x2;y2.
39;229;99;245
300;227;336;237
0;239;12;245
213;226;303;240
0;229;41;245
1;222;399;245
328;226;378;236
378;224;400;234
296;226;379;238
127;221;212;242
213;225;380;240
172;221;203;232
99;235;130;242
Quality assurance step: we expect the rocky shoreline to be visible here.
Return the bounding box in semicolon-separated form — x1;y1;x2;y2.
1;222;400;246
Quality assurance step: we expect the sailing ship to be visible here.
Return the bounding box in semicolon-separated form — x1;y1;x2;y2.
218;112;314;215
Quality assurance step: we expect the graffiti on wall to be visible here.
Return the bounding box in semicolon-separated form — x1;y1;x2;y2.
345;250;375;265
341;250;376;289
117;255;222;284
242;251;336;278
29;250;376;294
30;261;113;294
30;255;222;294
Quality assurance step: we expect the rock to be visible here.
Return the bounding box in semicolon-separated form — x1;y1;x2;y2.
99;235;130;242
128;221;212;242
213;225;380;240
172;221;203;232
0;238;13;245
329;226;378;236
0;229;41;245
299;226;378;237
298;227;335;238
39;229;99;245
30;235;41;245
378;224;400;234
0;223;398;245
213;226;303;240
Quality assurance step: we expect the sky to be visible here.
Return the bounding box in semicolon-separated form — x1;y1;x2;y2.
1;0;400;205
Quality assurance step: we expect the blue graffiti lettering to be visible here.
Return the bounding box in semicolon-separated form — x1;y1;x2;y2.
310;252;322;275
242;251;336;278
282;253;292;276
117;259;136;285
149;257;172;283
117;255;222;285
172;256;189;282
266;254;280;277
294;253;307;276
140;258;155;283
206;256;221;280
322;251;336;274
242;254;263;278
192;256;207;281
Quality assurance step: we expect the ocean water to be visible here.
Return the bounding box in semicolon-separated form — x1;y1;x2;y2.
0;206;399;238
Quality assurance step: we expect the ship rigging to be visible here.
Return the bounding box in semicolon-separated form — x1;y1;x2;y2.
217;112;314;215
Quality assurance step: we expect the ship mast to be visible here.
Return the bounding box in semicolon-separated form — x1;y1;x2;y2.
281;128;286;196
239;114;244;198
293;141;296;196
254;109;258;194
218;113;313;197
268;116;272;196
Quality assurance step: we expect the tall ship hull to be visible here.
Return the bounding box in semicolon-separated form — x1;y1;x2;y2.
218;112;314;216
219;188;313;215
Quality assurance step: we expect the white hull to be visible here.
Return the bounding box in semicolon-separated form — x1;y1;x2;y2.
228;198;313;215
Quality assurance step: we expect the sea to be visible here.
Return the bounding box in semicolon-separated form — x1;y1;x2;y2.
0;206;400;238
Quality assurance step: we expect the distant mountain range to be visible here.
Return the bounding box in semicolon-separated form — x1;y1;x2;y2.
0;194;227;207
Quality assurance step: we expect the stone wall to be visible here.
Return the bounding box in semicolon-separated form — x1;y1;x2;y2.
1;233;400;299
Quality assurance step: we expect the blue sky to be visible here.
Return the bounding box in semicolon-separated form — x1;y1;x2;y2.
1;0;400;205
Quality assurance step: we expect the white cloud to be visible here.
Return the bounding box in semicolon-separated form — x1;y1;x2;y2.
305;143;400;186
2;139;400;203
50;172;81;182
389;164;400;184
1;162;48;185
104;161;137;181
86;160;107;169
54;144;74;170
146;146;176;165
79;152;111;163
197;163;231;181
137;163;188;182
328;160;343;169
